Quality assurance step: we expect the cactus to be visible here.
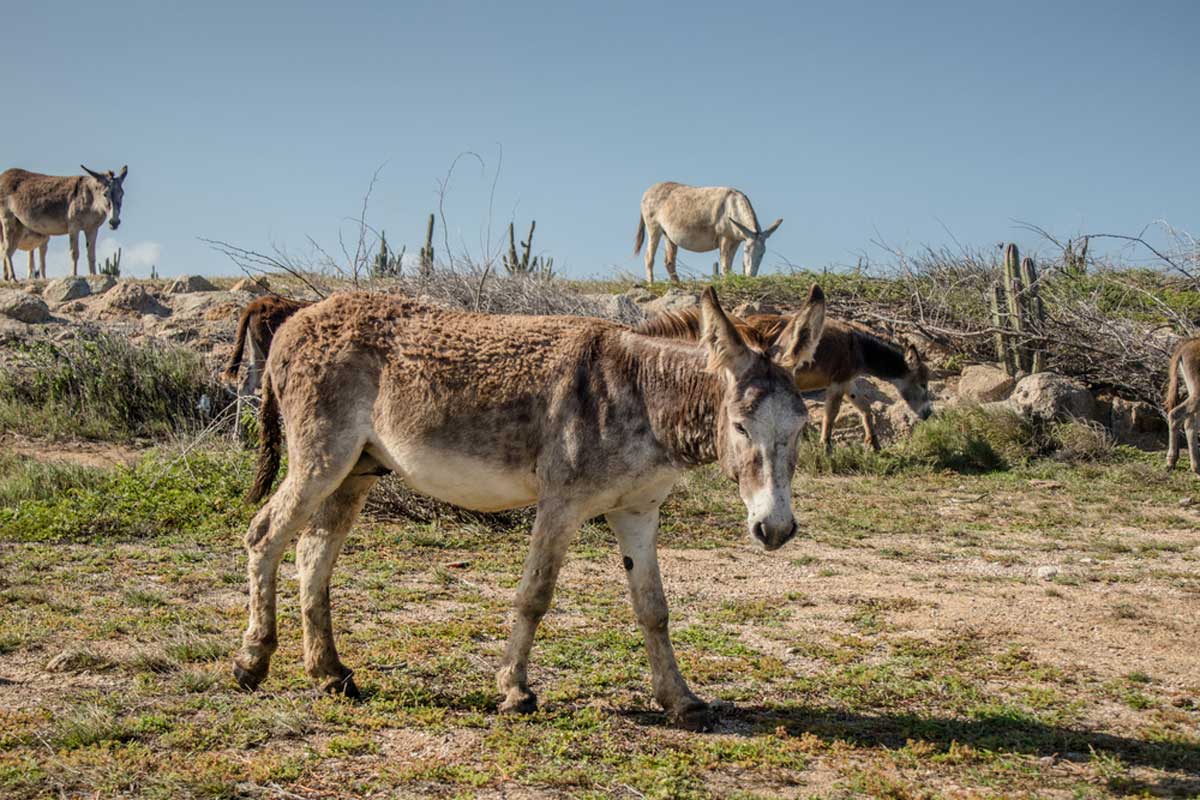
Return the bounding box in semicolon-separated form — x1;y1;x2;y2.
504;220;553;276
100;247;121;278
992;243;1046;376
371;230;403;278
419;214;435;277
1063;236;1088;277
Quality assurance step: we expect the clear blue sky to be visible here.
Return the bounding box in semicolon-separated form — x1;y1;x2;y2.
4;1;1198;279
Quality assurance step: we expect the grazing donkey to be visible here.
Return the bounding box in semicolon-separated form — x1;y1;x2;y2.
638;310;932;450
234;286;825;730
1165;337;1200;474
634;182;782;283
0;229;48;281
0;165;126;279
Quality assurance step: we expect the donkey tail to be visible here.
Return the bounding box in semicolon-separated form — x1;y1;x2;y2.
634;215;646;255
247;371;282;504
223;304;254;383
1166;346;1185;411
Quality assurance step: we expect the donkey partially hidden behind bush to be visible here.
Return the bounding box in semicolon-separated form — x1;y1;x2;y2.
234;287;825;730
638;309;932;450
1165;338;1200;474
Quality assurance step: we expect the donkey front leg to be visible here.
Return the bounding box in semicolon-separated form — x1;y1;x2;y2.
643;225;662;284
296;465;379;697
67;228;81;277
718;236;738;277
84;227;99;276
821;386;846;453
496;501;582;714
607;506;710;730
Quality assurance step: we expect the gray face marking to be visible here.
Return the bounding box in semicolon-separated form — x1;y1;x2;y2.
742;236;767;275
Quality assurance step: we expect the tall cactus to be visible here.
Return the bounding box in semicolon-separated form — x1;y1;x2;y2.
992;243;1046;376
100;247;122;278
419;214;435;277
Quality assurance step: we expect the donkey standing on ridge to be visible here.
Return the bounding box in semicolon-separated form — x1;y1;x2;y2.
634;182;782;283
638;309;932;451
0;229;48;281
1165;337;1200;474
234;286;825;730
0;165;126;279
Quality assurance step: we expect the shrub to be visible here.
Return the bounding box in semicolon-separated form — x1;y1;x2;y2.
0;333;227;441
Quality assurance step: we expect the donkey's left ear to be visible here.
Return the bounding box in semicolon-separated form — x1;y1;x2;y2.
700;286;756;379
762;218;783;239
904;343;922;370
117;165;128;180
770;283;825;372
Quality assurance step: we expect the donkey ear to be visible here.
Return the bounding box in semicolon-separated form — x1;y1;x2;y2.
904;343;922;370
770;284;826;372
81;165;105;182
117;165;128;181
700;287;756;379
761;218;783;239
728;217;757;240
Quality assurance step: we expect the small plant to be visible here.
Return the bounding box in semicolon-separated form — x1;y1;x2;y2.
100;247;122;277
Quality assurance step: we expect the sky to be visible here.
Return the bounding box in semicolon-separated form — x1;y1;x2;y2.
2;0;1198;279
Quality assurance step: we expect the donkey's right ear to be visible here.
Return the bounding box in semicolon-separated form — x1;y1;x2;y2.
81;165;105;182
700;287;756;379
770;284;826;372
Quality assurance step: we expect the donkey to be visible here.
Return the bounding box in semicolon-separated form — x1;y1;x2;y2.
634;182;782;283
0;229;48;281
0;165;126;279
223;295;314;398
1165;337;1200;474
638;309;932;451
233;286;825;730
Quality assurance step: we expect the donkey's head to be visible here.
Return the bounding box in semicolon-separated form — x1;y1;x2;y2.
81;165;128;230
701;285;825;551
896;344;933;421
729;217;783;275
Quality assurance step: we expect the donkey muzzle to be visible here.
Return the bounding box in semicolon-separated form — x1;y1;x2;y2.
752;518;798;551
109;219;121;230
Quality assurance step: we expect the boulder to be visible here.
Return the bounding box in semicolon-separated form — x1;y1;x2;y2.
585;293;644;324
1009;372;1096;422
230;277;269;296
85;275;117;294
100;282;170;317
43;277;91;304
957;364;1015;403
644;288;699;316
0;288;50;323
170;291;240;318
624;287;656;305
165;274;218;294
732;301;780;318
1099;393;1167;447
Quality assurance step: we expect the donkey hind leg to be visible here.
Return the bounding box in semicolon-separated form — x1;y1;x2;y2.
1166;399;1191;469
663;238;680;283
26;250;36;281
607;505;710;731
37;242;47;279
233;439;363;691
296;460;380;697
821;386;847;454
496;501;583;714
1186;409;1200;476
1;217;22;282
847;389;880;451
642;223;663;284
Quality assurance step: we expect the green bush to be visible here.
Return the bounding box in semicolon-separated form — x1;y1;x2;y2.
0;333;227;441
900;406;1035;472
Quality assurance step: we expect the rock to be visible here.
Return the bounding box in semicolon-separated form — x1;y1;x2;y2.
624;287;656;304
230;277;269;296
169;291;241;319
0;288;50;323
732;301;780;318
1036;565;1059;581
100;282;170;317
1010;373;1097;422
0;317;32;339
165;274;217;294
585;293;644;324
957;364;1015;403
1178;496;1194;508
644;288;699;316
85;275;116;294
43;277;91;304
1107;395;1168;446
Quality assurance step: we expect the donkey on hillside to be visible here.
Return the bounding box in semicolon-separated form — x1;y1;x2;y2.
634;182;782;283
1165;337;1200;474
234;286;825;730
638;308;932;451
0;229;48;281
0;165;126;279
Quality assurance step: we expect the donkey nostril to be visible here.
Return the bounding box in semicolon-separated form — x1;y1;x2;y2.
752;522;767;543
784;520;797;543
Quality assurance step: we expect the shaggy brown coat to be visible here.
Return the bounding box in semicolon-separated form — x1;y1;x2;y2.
1165;337;1200;473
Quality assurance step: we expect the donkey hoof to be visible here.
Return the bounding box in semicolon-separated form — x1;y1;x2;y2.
498;690;538;715
323;673;360;699
233;663;263;692
670;700;714;732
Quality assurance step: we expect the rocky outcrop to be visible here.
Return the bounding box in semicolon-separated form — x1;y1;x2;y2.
1009;372;1097;421
0;289;50;323
44;278;91;304
643;288;699;316
99;282;170;317
957;364;1015;403
166;275;218;294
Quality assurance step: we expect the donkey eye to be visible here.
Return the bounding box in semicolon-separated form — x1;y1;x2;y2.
733;422;749;437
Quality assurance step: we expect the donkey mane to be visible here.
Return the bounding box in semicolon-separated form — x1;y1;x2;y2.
634;307;775;351
852;328;908;380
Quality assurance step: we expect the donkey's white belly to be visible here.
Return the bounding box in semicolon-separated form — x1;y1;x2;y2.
661;222;719;253
385;446;538;512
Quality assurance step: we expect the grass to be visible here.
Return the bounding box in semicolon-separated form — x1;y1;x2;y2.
0;332;226;441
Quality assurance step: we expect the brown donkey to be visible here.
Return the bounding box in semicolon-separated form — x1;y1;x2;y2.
223;295;313;398
638;309;932;450
234;287;825;730
1165;337;1200;473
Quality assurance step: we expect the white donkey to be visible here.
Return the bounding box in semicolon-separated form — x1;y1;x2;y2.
634;181;782;283
0;229;48;281
0;165;126;279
